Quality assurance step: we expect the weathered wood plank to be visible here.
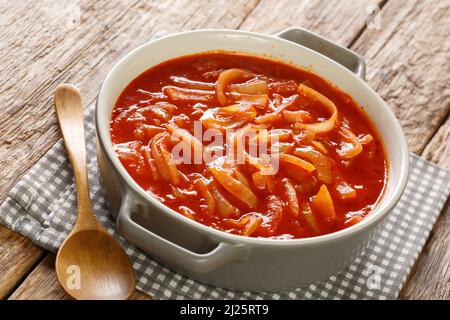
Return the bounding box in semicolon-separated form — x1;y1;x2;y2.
240;0;384;46
8;254;151;300
350;0;450;299
422;116;450;169
0;228;45;299
400;115;450;300
351;0;450;154
399;199;450;300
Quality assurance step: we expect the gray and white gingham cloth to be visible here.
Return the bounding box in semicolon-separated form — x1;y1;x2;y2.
1;104;449;300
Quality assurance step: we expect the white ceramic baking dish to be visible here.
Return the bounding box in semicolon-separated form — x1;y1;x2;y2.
96;28;409;290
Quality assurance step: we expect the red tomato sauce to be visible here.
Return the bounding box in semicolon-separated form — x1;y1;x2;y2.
110;52;388;239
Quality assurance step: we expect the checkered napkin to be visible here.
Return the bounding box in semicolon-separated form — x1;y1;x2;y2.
1;104;449;300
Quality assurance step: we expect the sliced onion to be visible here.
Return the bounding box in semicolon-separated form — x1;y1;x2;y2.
335;181;357;200
211;182;239;218
294;175;318;195
170;185;197;200
270;142;294;154
140;124;164;140
150;106;171;122
151;133;179;185
229;79;268;95
259;195;284;236
282;110;312;123
252;171;266;190
293;130;316;145
344;215;363;227
337;127;363;159
218;104;257;119
150;133;170;181
268;129;291;141
231;168;251;188
255;95;299;123
293;84;338;133
264;174;275;193
358;133;374;145
114;141;140;162
216;68;252;106
251;170;275;192
241;214;263;236
250;129;290;144
279;153;316;173
141;146;159;180
311;140;328;154
294;146;332;184
209;166;258;209
255;111;282;124
230;92;269;109
137;89;168;102
169;76;215;91
194;178;216;216
268;80;298;94
245;153;275;175
311;184;336;225
166;123;204;154
200;108;248;131
153;101;177;113
164;86;215;102
300;202;320;234
282;178;299;216
233;123;268;147
179;206;196;219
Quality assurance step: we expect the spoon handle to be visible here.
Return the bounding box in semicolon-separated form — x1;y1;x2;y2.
54;84;96;229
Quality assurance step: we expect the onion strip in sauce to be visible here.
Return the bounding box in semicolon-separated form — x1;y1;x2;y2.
194;178;216;216
311;185;336;225
229;79;268;95
283;178;299;216
293;84;338;133
337;127;363;159
150;133;179;185
301;202;320;234
294;146;333;184
279;153;316;173
169;76;215;91
164;86;215;102
216;68;252;105
210;182;240;218
209;166;258;209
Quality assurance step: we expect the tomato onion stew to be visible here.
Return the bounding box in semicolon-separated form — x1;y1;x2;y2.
110;52;388;239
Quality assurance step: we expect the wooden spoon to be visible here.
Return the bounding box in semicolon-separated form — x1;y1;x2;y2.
54;84;135;300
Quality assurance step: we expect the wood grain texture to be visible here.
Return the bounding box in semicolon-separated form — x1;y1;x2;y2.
1;0;449;300
8;254;151;300
350;0;450;300
0;228;45;299
351;0;450;154
239;0;384;46
422;116;450;169
399;199;450;300
400;116;450;300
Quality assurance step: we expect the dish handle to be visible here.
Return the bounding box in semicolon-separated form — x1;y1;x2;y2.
275;27;366;80
117;193;250;274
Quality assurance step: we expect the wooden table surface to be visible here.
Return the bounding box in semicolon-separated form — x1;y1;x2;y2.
0;0;449;300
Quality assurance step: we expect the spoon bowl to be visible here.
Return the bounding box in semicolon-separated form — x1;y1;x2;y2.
56;229;135;300
54;83;135;300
